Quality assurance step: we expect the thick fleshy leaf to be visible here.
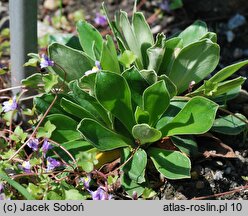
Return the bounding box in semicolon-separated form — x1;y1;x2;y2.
211;113;247;135
171;136;198;156
168;39;220;94
60;97;95;120
143;80;170;126
139;69;157;85
160;96;218;136
76;20;103;60
122;67;149;108
132;124;162;145
121;174;146;197
158;37;183;75
148;147;191;179
120;11;142;68
77;118;132;151
122;148;147;183
147;33;166;72
48;43;94;82
178;20;208;47
200;32;217;43
158;75;177;98
69;81;111;127
95;71;135;132
134;106;150;124
46;114;83;143
101;35;121;74
119;50;137;68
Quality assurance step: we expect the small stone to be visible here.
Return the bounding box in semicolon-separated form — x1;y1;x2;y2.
213;170;223;180
224;167;232;175
216;161;224;167
44;0;60;10
195;181;205;189
151;25;161;34
226;30;235;42
243;104;248;116
228;14;246;30
233;48;243;59
232;90;248;104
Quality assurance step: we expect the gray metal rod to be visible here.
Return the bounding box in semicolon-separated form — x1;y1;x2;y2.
9;0;38;93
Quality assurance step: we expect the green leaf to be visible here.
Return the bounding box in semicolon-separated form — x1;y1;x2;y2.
134;106;150;124
143;80;170;126
10;126;28;143
76;20;103;60
160;96;218;136
60;97;96;120
122;67;150;107
36;121;56;139
122;148;147;183
95;71;135;133
211;113;247;135
119;50;137;68
121;174;146;197
148;147;191;179
0;173;35;200
77;118;132;151
48;43;94;82
64;189;85;200
101;35;120;74
22;73;43;89
170;135;198;156
133;12;154;67
69;80;111;127
132;124;162;145
211;77;246;97
42;74;58;93
46;114;83;143
23;58;38;67
169;0;183;10
168;39;220;94
158;37;183;75
139;69;157;85
158;75;177;98
76;151;98;172
147;33;166;72
178;20;208;47
196;60;248;92
120;11;142;68
142;188;156;199
200;32;217;43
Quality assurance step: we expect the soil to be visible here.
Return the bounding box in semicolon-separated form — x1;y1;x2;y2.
1;0;248;200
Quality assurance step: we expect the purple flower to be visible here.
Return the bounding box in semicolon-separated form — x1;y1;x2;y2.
80;174;91;189
94;13;107;26
0;183;3;193
2;96;18;112
27;138;39;151
160;0;171;12
41;139;53;156
40;54;54;68
21;161;31;173
89;187;112;200
46;157;61;172
85;61;101;76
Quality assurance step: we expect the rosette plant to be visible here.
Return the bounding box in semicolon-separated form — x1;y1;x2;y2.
23;3;247;196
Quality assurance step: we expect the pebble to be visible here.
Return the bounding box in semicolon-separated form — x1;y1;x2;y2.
195;181;205;189
44;0;60;10
213;170;223;180
224;167;232;175
226;30;235;42
228;13;246;30
232;89;248;104
37;21;59;38
233;48;243;59
151;25;161;34
243;104;248;116
216;161;224;167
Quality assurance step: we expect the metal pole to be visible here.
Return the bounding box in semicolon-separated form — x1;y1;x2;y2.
9;0;38;94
